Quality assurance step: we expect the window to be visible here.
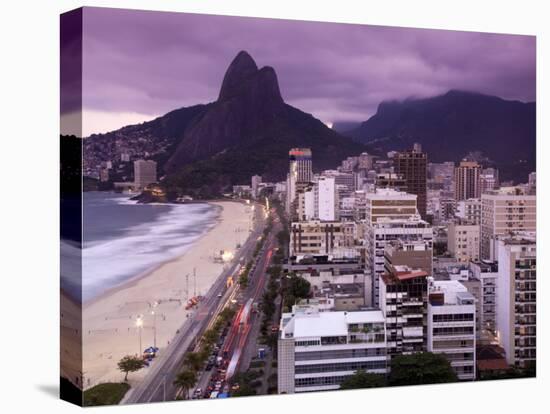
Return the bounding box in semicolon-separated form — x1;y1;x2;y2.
433;313;474;323
433;326;474;336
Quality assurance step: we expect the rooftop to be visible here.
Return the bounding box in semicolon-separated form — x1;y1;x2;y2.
281;308;385;339
381;264;429;284
428;280;474;305
366;188;416;198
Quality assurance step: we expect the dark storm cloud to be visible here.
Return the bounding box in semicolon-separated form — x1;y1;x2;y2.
78;6;535;124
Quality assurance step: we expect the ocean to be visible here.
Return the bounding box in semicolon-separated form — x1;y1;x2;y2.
60;192;220;303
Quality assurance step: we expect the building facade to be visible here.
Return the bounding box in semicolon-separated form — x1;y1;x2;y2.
133;159;157;189
496;234;536;368
316;176;338;221
367;216;433;307
469;260;498;339
427;280;476;380
480;188;536;260
393;143;428;218
379;264;429;358
455;198;482;224
454;160;481;201
286;148;313;215
278;307;388;394
290;221;356;257
448;221;480;263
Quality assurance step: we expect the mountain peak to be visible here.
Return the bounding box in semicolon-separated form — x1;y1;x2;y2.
218;50;259;101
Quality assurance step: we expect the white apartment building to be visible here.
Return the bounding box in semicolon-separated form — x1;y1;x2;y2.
316;176;338;221
481;188;536;260
496;234;536;368
367;216;433;307
290;221;357;258
455;198;481;224
297;187;315;221
278;306;388;394
427;279;476;380
133;159;157;189
448;222;480;263
339;196;356;221
469;260;498;339
365;188;418;226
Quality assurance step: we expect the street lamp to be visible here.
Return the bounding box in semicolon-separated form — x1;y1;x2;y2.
151;302;159;349
136;315;143;356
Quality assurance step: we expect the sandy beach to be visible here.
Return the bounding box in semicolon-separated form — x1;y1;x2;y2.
81;201;253;389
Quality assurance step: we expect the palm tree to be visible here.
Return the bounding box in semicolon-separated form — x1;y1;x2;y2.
184;352;204;372
173;370;197;400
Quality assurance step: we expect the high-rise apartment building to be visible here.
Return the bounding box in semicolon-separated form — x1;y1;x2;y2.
251;174;262;199
448;221;481;263
454;160;481;201
427;279;476;380
375;173;408;192
133;159;157;189
480;168;499;193
290;221;356;257
367;216;432;307
316;176;338;221
469;260;498;339
286;148;313;215
364;188;418;226
455;198;482;224
496;234;536;368
394;143;428;218
297;186;315;222
379;264;429;358
480;187;536;260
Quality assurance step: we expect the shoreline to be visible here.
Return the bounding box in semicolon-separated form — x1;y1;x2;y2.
82;202;223;309
81;200;254;388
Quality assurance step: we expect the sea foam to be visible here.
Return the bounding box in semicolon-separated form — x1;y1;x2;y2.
80;198;219;302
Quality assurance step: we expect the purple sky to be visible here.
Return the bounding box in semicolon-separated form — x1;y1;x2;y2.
71;7;536;135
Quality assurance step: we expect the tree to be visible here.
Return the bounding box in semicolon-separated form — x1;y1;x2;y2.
203;329;218;345
340;370;386;389
388;352;458;386
117;355;145;382
288;276;310;298
184;352;204;372
173;370;197;400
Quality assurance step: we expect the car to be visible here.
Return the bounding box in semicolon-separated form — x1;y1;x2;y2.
217;293;223;298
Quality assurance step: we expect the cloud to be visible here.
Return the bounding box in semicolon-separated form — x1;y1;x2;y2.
70;7;535;134
82;109;160;137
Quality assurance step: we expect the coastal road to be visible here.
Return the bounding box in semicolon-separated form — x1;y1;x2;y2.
189;220;280;398
122;202;266;404
229;222;280;378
